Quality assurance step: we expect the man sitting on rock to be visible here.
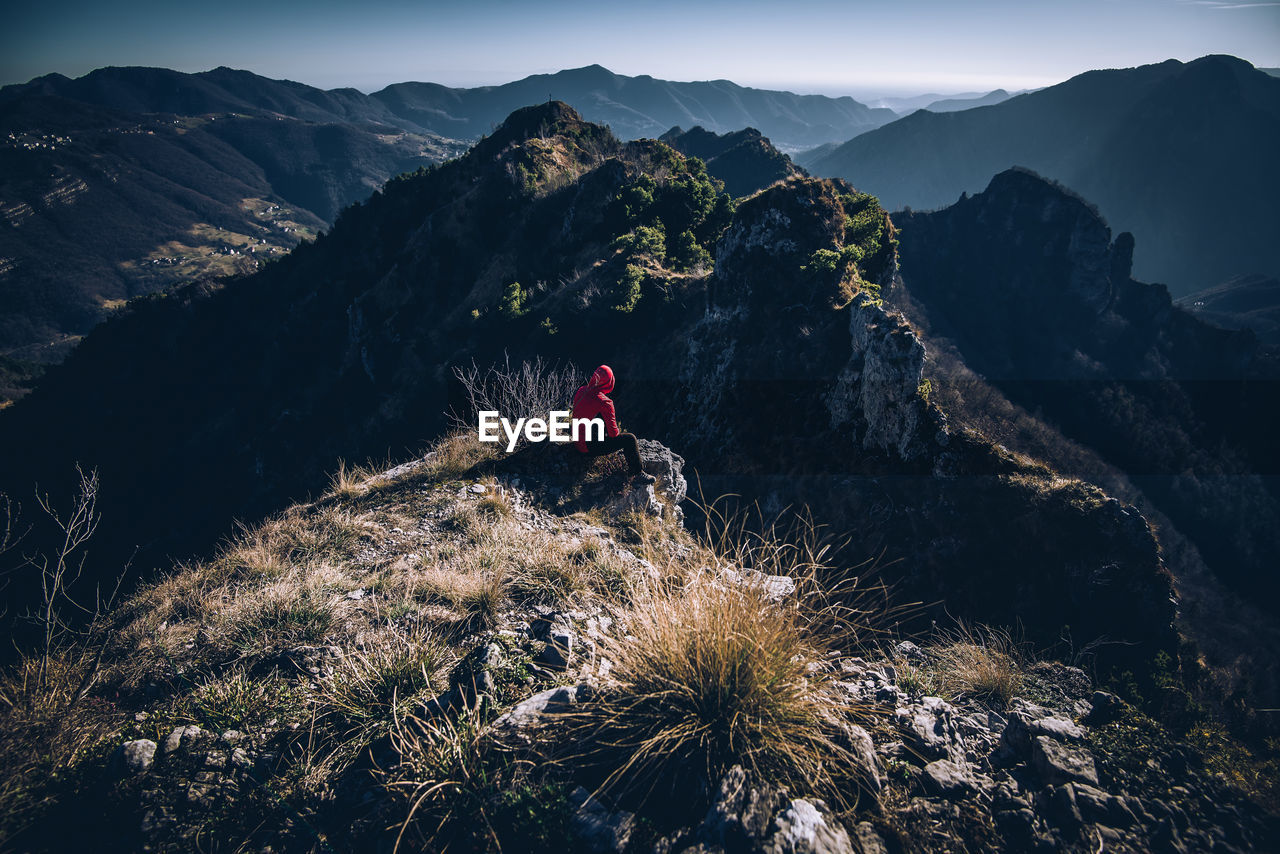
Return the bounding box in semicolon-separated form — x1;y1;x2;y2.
571;364;656;484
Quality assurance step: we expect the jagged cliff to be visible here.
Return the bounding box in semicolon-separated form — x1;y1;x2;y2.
893;168;1280;719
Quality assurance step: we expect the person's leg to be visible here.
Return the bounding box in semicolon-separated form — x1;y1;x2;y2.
583;433;650;480
617;433;643;477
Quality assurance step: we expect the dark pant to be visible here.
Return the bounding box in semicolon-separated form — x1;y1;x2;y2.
583;433;643;476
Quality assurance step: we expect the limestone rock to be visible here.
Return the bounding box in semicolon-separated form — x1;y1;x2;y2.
920;759;975;800
896;696;964;762
765;798;853;854
1031;734;1099;786
493;684;593;733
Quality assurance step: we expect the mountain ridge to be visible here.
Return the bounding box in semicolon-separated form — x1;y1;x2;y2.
802;54;1280;294
2;64;898;152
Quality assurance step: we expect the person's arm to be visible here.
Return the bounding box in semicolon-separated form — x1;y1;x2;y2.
600;396;620;437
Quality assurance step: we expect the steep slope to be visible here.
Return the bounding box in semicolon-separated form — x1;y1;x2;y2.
0;87;463;373
896;167;1280;612
659;125;805;197
804;55;1280;294
0;102;725;592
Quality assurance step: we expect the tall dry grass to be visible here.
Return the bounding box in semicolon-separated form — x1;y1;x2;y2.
573;577;872;809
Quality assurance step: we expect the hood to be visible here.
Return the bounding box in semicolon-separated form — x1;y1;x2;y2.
588;364;615;394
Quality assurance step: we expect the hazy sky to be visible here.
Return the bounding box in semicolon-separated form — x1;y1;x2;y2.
3;0;1278;97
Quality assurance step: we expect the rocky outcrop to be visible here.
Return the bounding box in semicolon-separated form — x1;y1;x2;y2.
678;176;935;468
660;174;1177;673
493;438;687;520
28;436;1266;854
828;298;936;460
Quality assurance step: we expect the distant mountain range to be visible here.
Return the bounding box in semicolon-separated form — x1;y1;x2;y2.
921;89;1012;113
866;89;1019;114
801;55;1280;295
0;65;900;372
366;64;896;151
3;64;897;154
1177;274;1280;350
3;57;1276;379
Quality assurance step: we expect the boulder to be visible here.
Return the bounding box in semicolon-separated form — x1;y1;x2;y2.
571;787;635;853
920;759;975;800
122;739;158;773
695;765;855;854
1031;735;1099;786
493;683;593;734
896;696;964;762
1086;690;1124;724
765;798;854;854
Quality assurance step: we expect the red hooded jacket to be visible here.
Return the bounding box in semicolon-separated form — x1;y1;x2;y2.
571;365;620;453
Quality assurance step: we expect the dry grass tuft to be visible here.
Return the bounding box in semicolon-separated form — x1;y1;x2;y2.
928;623;1025;706
228;585;336;654
415;565;509;634
320;625;453;733
569;575;875;812
329;459;368;499
475;491;512;518
423;432;500;482
448;505;483;540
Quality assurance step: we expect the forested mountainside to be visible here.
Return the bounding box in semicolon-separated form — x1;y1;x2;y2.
0;79;462;371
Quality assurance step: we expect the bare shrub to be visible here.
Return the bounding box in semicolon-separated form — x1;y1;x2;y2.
450;353;584;440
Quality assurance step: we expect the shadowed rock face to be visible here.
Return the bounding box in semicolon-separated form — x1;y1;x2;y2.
645;175;1176;671
895;167;1280;619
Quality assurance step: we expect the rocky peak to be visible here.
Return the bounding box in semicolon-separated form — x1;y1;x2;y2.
659;125;806;197
474;100;591;154
712;177;847;310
